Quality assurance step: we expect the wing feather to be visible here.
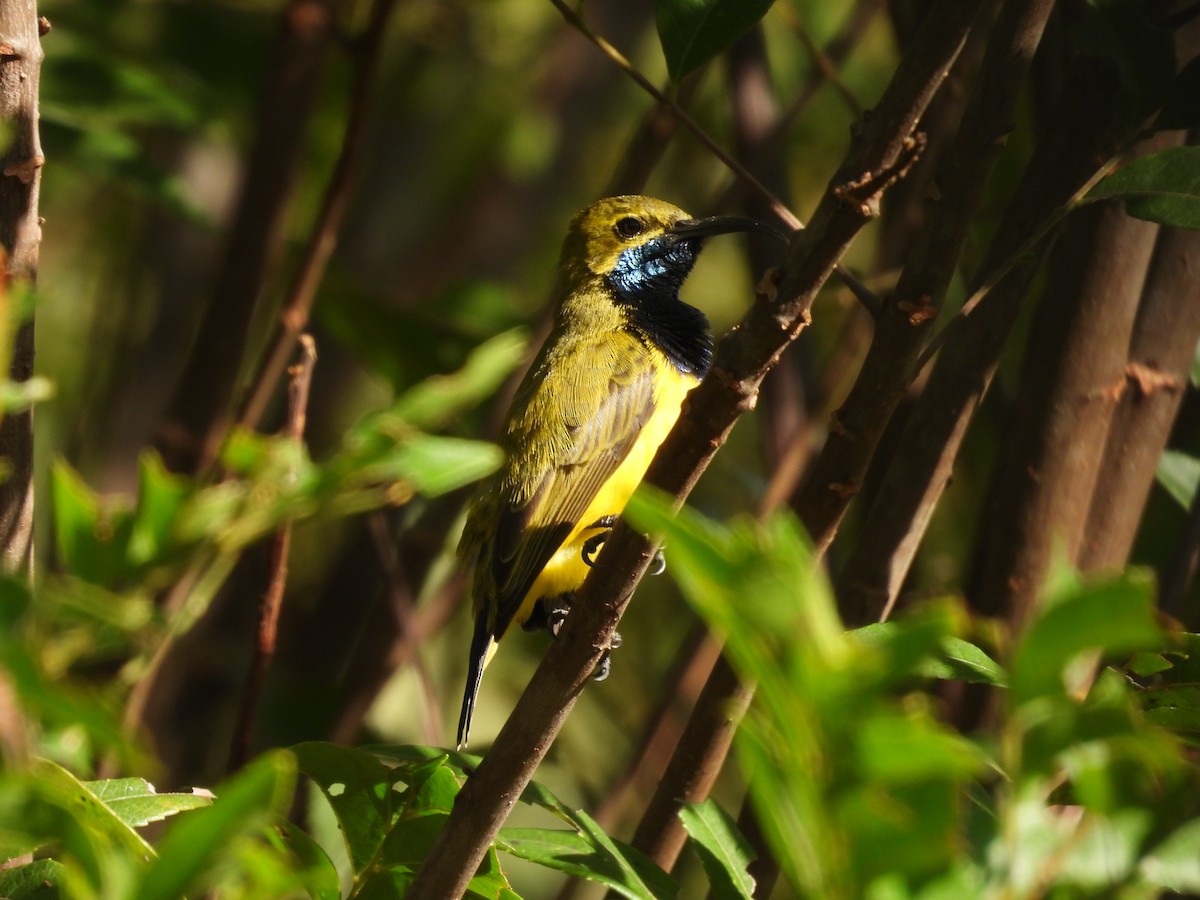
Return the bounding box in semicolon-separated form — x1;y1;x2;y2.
482;330;658;638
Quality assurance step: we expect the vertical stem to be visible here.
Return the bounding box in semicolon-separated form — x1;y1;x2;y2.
0;0;43;576
228;336;317;771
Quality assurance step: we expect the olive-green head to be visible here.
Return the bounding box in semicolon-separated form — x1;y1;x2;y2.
558;194;786;289
559;195;693;281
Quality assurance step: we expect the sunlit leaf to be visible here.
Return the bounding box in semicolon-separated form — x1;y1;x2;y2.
83;777;211;828
679;800;755;900
1156;448;1200;510
1086;147;1200;228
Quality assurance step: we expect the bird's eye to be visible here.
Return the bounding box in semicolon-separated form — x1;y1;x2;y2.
614;216;645;239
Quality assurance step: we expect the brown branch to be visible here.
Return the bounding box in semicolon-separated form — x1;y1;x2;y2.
629;655;753;869
833;54;1137;626
970;177;1162;623
408;1;985;893
586;624;719;834
546;0;798;229
1081;219;1200;573
154;0;339;474
0;0;43;576
228;336;316;771
799;0;1055;574
236;0;401;435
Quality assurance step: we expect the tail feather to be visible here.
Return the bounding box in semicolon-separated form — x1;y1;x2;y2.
457;614;492;749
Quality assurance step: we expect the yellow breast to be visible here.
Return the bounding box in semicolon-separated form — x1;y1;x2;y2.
517;362;699;622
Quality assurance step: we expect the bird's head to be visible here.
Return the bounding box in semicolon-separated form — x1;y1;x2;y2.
559;195;785;299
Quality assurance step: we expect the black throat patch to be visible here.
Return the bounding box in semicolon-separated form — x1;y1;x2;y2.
606;236;714;378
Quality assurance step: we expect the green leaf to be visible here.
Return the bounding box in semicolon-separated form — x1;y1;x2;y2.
32;758;154;858
0;376;54;413
50;458;111;584
924;636;1007;687
1140;817;1200;891
852;621;1007;687
0;859;68;898
1010;569;1161;706
498;827;677;900
292;741;396;874
1086;147;1200;228
83;776;212;828
276;820;343;900
357;433;502;497
126;452;191;567
1127;651;1173;677
656;0;775;81
679;799;756;900
390;327;529;430
855;713;988;784
1156;448;1200;510
136;751;297;900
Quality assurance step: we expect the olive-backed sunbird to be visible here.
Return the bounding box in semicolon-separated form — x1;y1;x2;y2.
456;195;777;748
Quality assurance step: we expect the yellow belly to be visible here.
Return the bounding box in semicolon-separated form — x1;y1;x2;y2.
515;366;698;628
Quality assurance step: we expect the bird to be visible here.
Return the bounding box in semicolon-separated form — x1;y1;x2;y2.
455;195;780;749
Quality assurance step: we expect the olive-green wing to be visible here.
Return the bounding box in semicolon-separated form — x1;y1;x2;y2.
488;334;659;638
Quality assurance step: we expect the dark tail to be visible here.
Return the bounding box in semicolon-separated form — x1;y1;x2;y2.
457;613;491;749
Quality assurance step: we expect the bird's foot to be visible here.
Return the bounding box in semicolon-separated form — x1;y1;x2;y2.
581;515;618;567
583;519;667;577
538;594;621;680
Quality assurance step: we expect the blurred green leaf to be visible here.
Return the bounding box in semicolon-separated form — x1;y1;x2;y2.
1156;448;1200;509
852;619;1007;688
275;820;343;900
0;859;68;898
1128;651;1173;677
679;799;755;900
126;452;191;568
0;376;54;413
83;777;211;828
1010;569;1160;705
292;741;396;874
136;751;297;900
0;760;151;894
856;712;988;783
656;0;776;81
1140;817;1200;891
1086;147;1200;229
497;827;676;900
390;328;529;431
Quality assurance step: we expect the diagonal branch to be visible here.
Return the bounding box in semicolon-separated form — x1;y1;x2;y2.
154;0;339;474
236;0;401;436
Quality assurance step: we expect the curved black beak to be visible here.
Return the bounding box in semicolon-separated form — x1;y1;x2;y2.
668;215;791;244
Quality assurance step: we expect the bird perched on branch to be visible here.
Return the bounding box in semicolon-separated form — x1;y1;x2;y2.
456;195;779;748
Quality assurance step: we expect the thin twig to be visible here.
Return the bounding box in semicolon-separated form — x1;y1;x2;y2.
778;2;866;117
546;0;799;229
237;0;401;434
155;0;338;475
366;511;443;746
912;156;1118;376
228;335;317;771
